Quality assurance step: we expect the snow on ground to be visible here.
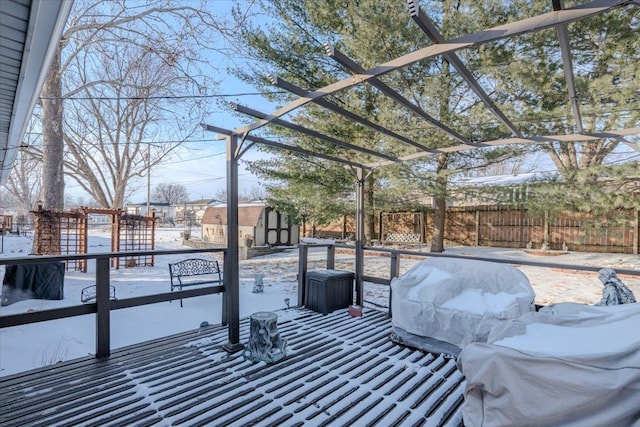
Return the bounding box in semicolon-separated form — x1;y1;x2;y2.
1;228;639;377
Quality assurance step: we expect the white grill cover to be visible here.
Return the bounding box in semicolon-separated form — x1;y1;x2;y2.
458;302;640;427
391;258;535;352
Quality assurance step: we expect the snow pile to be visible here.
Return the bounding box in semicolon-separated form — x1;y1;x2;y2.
391;258;535;354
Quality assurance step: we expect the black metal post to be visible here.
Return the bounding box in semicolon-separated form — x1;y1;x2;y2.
327;245;335;270
355;168;365;306
297;244;308;307
221;250;229;326
389;251;401;318
223;135;243;353
95;256;110;358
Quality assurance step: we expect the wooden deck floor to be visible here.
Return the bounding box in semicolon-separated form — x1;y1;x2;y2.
0;308;465;427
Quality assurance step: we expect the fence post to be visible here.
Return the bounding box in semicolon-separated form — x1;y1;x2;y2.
298;244;308;307
543;210;550;248
96;256;110;359
388;251;401;318
634;209;639;255
475;209;480;246
327;245;335;270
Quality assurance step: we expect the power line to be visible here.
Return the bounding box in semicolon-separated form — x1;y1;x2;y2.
39;91;286;101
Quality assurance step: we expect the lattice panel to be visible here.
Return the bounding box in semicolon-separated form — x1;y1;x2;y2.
116;214;155;268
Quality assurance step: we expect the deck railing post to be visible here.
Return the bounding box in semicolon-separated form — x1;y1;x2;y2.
223;134;243;353
327;245;335;270
95;255;110;358
355;168;366;307
297;244;308;306
221;250;229;326
388;251;400;318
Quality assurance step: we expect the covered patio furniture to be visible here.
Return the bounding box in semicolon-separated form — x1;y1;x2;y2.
458;302;640;427
390;258;536;355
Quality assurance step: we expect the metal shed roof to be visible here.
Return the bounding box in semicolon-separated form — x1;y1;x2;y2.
0;0;72;186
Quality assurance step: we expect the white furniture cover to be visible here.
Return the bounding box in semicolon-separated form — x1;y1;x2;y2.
458;302;640;427
390;258;536;354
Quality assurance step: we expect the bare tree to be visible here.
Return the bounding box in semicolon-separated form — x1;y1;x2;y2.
2;149;42;214
213;185;265;204
34;0;253;209
154;183;188;205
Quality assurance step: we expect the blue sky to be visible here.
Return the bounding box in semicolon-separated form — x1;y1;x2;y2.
66;0;277;204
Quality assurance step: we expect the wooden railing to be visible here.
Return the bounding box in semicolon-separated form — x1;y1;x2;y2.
0;248;227;358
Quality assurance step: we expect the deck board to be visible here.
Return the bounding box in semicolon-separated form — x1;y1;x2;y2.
0;308;465;426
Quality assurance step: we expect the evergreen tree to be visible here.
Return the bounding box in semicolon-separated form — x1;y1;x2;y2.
230;0;638;246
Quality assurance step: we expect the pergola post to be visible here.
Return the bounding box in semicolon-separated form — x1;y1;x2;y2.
355;168;366;307
223;134;243;353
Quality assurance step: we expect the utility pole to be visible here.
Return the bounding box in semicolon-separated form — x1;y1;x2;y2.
146;141;151;215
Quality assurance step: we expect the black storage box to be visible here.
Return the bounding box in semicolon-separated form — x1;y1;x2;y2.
305;269;354;315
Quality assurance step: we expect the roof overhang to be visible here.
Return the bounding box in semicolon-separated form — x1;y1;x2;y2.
0;0;73;186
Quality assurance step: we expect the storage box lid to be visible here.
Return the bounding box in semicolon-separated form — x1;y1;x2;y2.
307;269;354;279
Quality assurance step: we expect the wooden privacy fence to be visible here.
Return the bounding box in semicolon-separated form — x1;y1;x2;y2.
441;207;639;254
316;207;640;254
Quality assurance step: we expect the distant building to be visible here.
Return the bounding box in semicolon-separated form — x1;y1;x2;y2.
174;199;218;226
450;172;559;206
201;202;299;247
124;202;173;220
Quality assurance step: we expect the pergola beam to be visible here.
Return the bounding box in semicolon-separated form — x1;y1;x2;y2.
553;0;585;133
325;44;481;148
230;103;400;163
364;127;640;168
202;124;369;169
242;135;370;169
270;75;438;154
228;0;624;138
408;0;523;138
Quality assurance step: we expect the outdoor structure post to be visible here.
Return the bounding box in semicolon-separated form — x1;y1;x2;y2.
223;135;243;353
355;168;366;307
327;245;335;270
95;255;110;358
634;208;639;255
297;243;308;307
389;251;401;318
475;209;480;246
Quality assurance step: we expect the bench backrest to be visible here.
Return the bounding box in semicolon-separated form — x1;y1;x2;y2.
169;258;220;278
385;232;422;243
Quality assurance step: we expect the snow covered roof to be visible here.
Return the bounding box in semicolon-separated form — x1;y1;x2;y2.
202;204;266;227
452;171;560;187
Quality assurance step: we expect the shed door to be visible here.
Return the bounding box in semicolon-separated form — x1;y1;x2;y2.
265;208;292;246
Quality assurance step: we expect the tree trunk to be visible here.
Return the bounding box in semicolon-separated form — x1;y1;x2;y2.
365;174;375;245
430;40;452;253
430;153;449;253
41;45;65;210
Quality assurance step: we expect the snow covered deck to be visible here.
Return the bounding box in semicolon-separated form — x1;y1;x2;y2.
0;308;465;427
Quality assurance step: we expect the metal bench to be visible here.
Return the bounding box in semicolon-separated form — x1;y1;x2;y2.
81;285;116;303
168;258;223;307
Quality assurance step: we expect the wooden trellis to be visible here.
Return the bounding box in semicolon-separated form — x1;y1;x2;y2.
31;207;156;271
112;213;156;269
32;207;86;271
